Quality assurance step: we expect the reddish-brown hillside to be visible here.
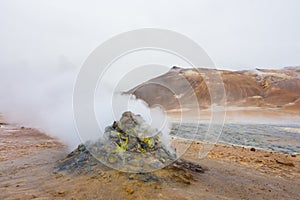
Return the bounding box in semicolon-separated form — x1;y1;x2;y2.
126;66;300;110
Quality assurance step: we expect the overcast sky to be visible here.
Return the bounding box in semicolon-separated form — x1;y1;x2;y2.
0;0;299;70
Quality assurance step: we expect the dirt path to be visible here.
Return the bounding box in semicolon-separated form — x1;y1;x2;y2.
0;124;299;200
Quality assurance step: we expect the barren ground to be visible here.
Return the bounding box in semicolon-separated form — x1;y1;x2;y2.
0;118;299;200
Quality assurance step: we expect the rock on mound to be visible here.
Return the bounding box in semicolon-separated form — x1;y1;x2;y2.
88;111;176;172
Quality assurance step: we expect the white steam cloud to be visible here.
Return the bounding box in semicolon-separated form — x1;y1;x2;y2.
94;86;171;148
0;64;171;150
0;64;80;148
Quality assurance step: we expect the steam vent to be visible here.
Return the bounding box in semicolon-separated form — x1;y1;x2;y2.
56;111;203;175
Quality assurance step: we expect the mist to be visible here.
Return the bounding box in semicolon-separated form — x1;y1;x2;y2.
0;63;171;150
1;0;300;149
0;64;81;148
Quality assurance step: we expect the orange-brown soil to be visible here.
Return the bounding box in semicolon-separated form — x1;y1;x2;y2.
0;122;299;200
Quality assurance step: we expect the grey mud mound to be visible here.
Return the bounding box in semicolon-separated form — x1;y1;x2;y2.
56;111;203;175
55;144;203;174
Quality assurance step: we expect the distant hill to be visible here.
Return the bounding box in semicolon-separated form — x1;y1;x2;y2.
125;66;300;112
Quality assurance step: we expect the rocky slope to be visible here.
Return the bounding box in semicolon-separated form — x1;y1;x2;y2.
126;66;300;111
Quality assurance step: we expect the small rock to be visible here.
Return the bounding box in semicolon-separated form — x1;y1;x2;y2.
154;184;162;189
77;144;86;151
250;147;256;152
128;174;135;180
123;185;134;195
57;190;65;196
275;159;295;167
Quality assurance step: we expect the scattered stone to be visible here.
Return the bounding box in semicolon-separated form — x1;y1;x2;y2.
77;144;86;151
172;173;191;184
54;173;64;179
275;159;295;167
128;174;135;180
123;184;134;195
250;147;256;152
172;159;203;173
154;184;162;189
57;190;66;197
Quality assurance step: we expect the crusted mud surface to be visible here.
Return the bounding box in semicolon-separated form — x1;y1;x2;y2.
0;122;299;199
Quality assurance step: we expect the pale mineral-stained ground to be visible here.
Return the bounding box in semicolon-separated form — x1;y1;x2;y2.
0;117;299;200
